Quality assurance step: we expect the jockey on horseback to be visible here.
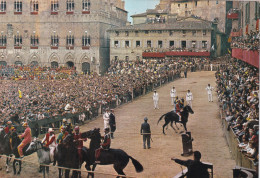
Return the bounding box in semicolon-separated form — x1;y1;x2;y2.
73;126;87;164
95;127;111;163
18;122;32;158
175;100;183;122
4;121;12;136
56;126;68;144
42;128;56;162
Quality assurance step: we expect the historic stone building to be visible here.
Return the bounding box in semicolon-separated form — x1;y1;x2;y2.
0;0;127;74
109;14;213;61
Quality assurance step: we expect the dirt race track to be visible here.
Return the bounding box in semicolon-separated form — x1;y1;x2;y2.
0;71;236;178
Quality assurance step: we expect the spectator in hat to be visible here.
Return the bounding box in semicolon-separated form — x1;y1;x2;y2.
140;117;151;149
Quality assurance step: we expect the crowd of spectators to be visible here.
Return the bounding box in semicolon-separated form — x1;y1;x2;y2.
231;30;260;51
144;47;209;53
0;58;184;124
216;58;259;166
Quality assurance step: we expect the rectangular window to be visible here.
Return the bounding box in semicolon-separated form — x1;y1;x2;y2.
30;35;39;48
115;31;119;36
191;41;196;48
0;34;7;47
125;41;129;48
82;0;90;12
195;1;198;7
30;0;39;14
169;31;173;36
114;40;118;47
178;4;180;8
185;4;187;8
66;35;74;49
203;30;206;36
147;40;151;47
192;30;196;36
14;0;22;13
0;1;6;13
136;40;140;47
125;31;129;36
245;3;250;24
145;30;149;34
125;56;129;61
169;41;174;47
181;41;186;48
182;30;186;36
158;40;163;48
202;41;207;48
51;35;59;48
66;0;74;13
51;0;59;14
82;34;90;46
14;35;22;47
135;31;138;36
158;30;162;34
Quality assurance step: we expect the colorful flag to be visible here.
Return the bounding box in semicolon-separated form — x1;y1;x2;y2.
18;90;22;98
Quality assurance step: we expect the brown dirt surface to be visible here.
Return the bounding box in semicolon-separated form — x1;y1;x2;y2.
0;71;236;178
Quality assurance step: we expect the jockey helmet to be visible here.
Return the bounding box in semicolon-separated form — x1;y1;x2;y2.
22;122;28;127
7;121;12;125
48;128;54;133
10;126;16;131
104;127;110;132
74;126;79;131
60;126;65;131
62;118;67;123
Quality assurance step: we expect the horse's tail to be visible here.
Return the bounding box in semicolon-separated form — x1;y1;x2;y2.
157;113;166;125
129;156;143;173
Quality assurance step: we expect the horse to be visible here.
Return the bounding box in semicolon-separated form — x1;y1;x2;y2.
25;139;52;178
82;128;143;178
9;131;34;175
157;105;194;134
55;134;80;178
0;128;13;173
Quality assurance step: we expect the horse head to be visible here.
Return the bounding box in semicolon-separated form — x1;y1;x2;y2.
26;138;42;154
81;128;101;139
184;105;194;114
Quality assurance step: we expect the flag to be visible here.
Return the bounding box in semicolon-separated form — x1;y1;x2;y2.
228;49;231;54
18;90;22;98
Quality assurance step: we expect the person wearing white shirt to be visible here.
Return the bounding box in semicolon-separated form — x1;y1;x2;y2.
205;84;214;102
153;90;159;109
170;86;177;106
186;90;193;108
103;108;110;128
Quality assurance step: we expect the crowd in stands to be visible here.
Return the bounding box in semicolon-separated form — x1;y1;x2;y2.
144;47;209;53
216;58;259;166
231;30;260;51
0;59;184;124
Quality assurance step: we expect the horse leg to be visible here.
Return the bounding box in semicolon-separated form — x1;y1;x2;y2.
183;123;187;132
6;157;9;173
17;160;21;175
13;160;16;175
58;168;62;178
65;169;70;178
91;164;97;178
42;166;45;178
162;120;170;135
170;121;178;133
174;121;180;130
46;166;50;178
114;164;125;178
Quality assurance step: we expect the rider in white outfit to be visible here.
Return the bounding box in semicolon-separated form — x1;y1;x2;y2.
153;90;159;109
103;108;110;129
186;90;193;108
170;87;177;106
205;84;214;102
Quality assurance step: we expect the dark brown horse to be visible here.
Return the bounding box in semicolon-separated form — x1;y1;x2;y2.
157;105;194;134
82;128;143;178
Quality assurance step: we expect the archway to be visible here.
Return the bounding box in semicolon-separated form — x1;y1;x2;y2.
51;61;59;68
14;61;23;66
66;61;74;68
0;61;7;66
31;61;39;67
82;62;90;74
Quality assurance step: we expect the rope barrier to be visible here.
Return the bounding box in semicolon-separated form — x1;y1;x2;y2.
0;154;137;178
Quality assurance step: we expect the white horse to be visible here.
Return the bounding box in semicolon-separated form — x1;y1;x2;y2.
26;139;53;178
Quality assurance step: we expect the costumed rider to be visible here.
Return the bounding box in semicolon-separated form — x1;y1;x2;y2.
9;126;18;151
175;99;183;122
56;126;68;144
73;126;87;164
18;122;32;158
4;121;13;137
95;127;111;163
42;128;56;162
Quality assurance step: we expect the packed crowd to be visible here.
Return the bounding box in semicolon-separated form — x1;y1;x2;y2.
231;30;260;51
216;58;259;166
144;47;209;53
0;58;185;124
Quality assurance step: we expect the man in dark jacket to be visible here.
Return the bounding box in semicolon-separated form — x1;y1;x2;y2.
109;109;116;139
171;151;210;178
140;117;151;149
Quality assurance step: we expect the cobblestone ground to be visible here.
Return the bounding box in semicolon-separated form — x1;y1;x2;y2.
0;71;235;178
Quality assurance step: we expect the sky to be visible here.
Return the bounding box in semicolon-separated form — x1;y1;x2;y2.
125;0;160;22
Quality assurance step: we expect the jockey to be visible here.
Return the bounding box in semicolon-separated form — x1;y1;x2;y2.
95;127;111;163
73;126;87;164
10;126;17;151
42;128;56;162
4;121;13;135
175;100;182;122
56;126;68;144
18;122;32;158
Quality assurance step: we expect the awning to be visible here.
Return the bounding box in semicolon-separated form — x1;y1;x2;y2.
232;48;259;68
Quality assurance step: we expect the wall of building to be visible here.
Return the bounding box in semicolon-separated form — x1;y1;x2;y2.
0;0;127;74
